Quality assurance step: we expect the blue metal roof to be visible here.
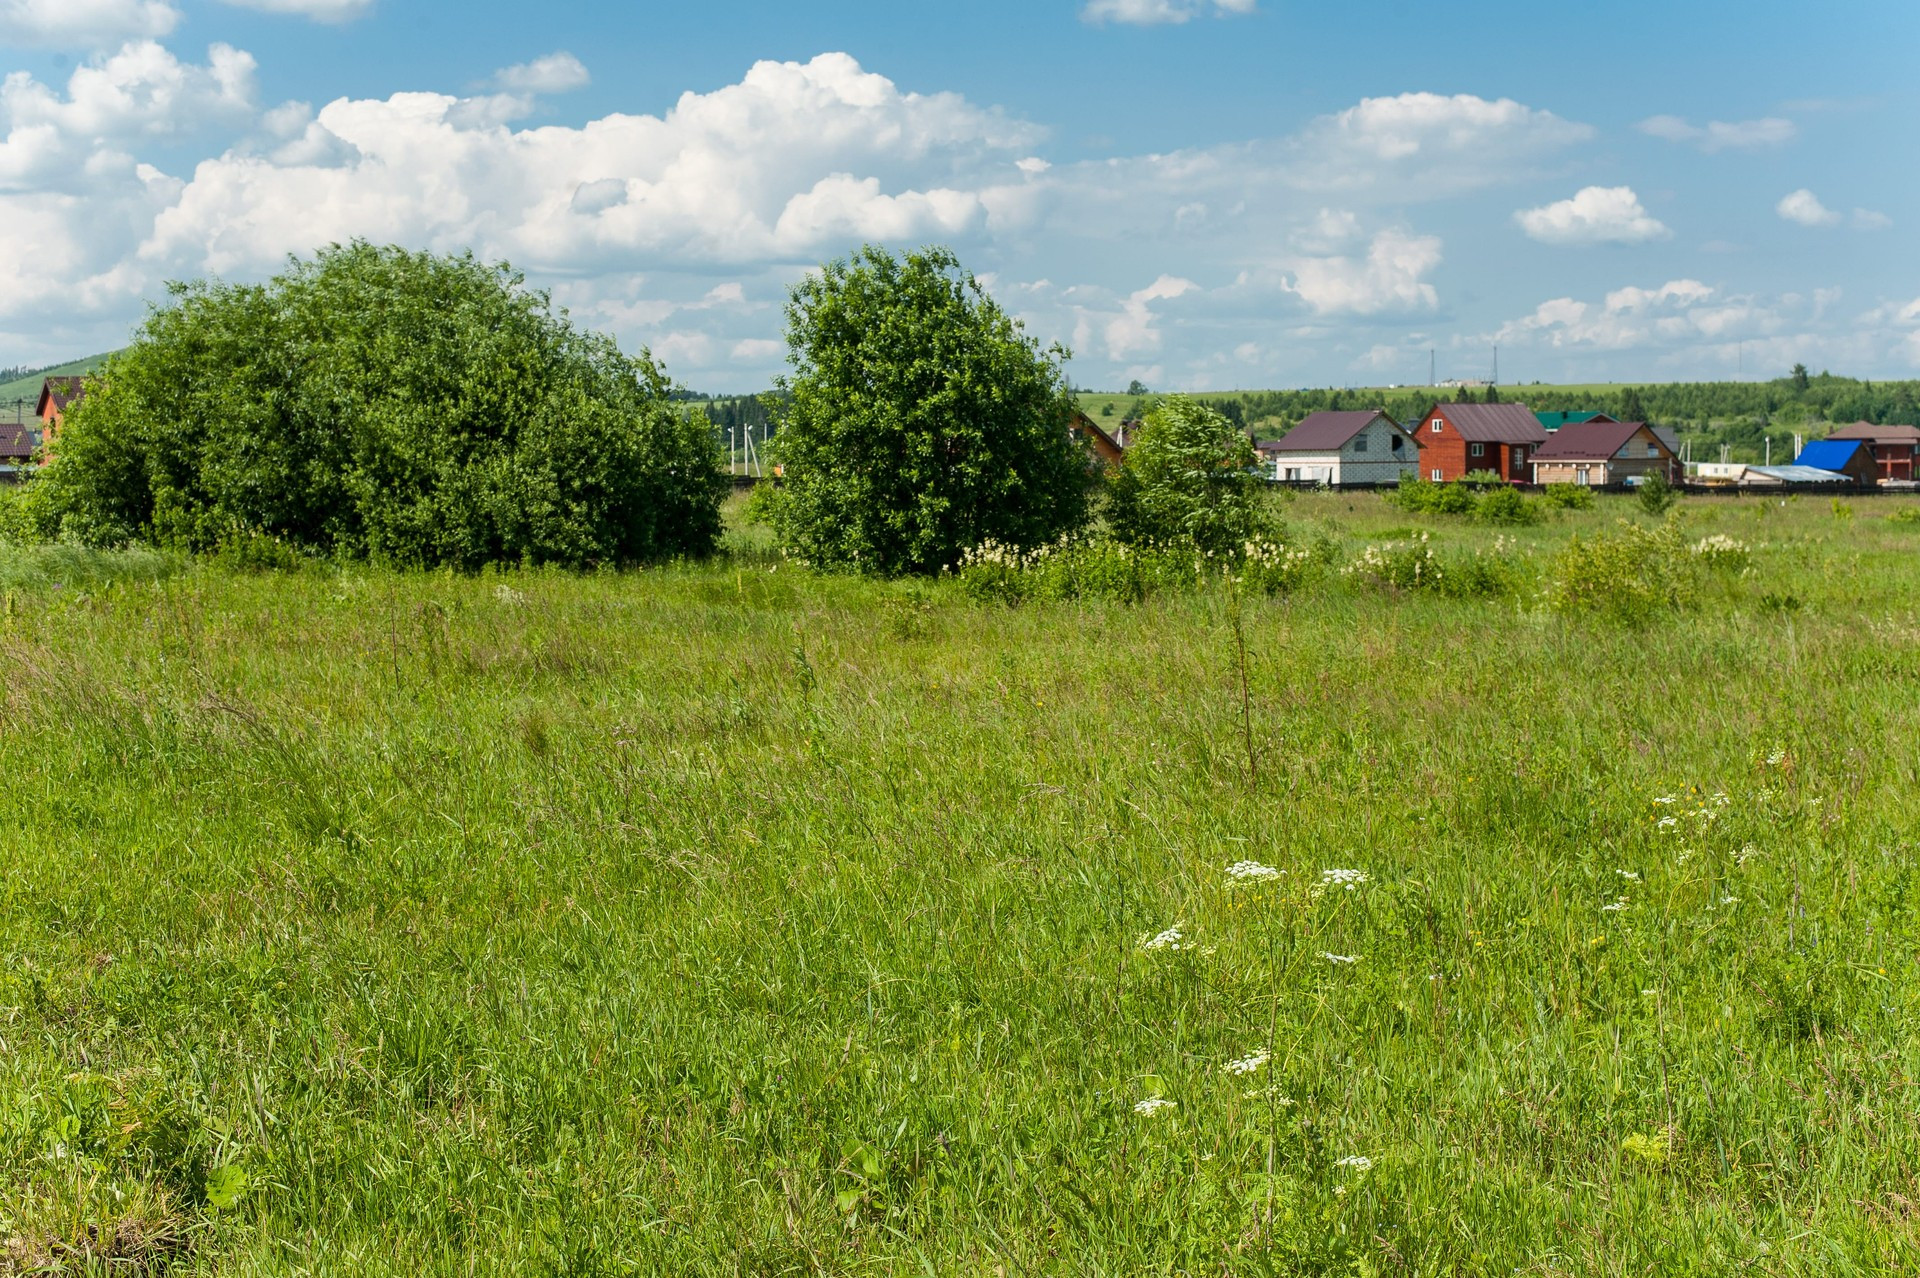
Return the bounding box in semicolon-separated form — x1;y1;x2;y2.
1794;439;1866;472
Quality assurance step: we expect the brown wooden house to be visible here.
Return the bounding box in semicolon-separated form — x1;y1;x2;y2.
1411;402;1546;482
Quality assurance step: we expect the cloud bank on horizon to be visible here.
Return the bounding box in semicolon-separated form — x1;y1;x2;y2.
0;2;1915;392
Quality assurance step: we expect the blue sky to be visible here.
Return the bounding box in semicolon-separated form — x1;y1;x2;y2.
2;0;1916;391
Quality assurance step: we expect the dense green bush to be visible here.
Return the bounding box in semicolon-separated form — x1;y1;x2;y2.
1386;478;1477;516
1105;396;1269;553
1542;483;1596;511
27;243;726;568
1548;516;1694;624
1636;472;1678;515
1472;485;1544;526
770;245;1092;575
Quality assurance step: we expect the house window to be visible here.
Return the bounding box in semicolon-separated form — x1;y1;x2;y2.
1431;420;1443;432
1390;434;1403;452
1353;433;1369;452
1469;442;1485;457
1647;444;1659;457
1513;447;1527;464
1430;468;1443;482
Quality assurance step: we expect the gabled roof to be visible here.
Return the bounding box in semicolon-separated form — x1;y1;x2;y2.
1533;418;1665;462
1535;410;1617;431
36;376;85;420
1424;402;1547;444
1652;426;1680;456
1269;409;1406;452
0;422;34;459
1794;439;1868;471
1827;421;1920;444
1070;410;1123;457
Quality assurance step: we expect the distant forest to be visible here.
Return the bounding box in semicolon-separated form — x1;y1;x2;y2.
686;369;1920;465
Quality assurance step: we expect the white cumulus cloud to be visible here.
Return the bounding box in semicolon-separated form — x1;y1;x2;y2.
0;41;257;191
1515;186;1670;245
492;52;590;95
215;0;375;20
1638;115;1796;151
0;0;179;47
1283;229;1441;315
1777;188;1840;227
1082;0;1255;26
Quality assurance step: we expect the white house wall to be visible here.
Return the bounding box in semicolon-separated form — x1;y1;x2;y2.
1271;417;1420;484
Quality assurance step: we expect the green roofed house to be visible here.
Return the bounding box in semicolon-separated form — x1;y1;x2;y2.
1535;411;1618;432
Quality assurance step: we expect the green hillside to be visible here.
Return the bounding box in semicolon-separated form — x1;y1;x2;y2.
0;354;114;418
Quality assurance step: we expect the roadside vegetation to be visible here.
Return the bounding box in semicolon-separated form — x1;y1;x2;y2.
1;485;1917;1273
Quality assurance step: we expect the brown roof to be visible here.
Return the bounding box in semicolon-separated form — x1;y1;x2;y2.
1533;419;1669;462
1423;401;1547;444
0;422;33;459
1269;410;1405;452
36;375;85;419
1827;421;1920;444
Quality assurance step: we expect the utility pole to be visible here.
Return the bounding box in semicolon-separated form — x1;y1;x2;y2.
1492;346;1499;386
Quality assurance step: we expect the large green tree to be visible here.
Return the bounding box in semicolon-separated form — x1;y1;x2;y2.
770;245;1093;575
1105;395;1268;554
33;243;726;568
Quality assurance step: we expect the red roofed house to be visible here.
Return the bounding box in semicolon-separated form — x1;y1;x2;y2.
1825;421;1920;482
1259;409;1421;485
35;376;85;448
0;421;33;480
1412;402;1546;483
1530;419;1680;486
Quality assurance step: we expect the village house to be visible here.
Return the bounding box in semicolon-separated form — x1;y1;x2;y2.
1261;410;1421;485
1070;410;1126;469
1792;439;1879;486
35;376;85;447
0;422;33;481
1530;419;1680;486
1824;421;1919;482
1413;402;1546;482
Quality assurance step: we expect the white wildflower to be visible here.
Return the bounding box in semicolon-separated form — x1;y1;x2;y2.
1134;1097;1176;1116
1765;748;1788;768
1653;795;1677;805
1616;870;1641;882
1141;925;1187;952
1224;1048;1271;1076
1320;952;1360;965
1335;1155;1373;1171
1242;1085;1296;1103
1226;861;1282;884
1719;895;1740;907
1658;817;1679;830
1317;868;1369;892
1602;897;1629;913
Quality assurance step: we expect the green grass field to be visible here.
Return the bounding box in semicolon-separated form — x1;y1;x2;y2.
1;491;1918;1273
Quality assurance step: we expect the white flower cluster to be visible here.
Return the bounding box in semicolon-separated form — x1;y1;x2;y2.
1320;952;1360;965
1316;868;1369;894
1134;1097;1177;1117
1226;860;1283;884
1224;1048;1271;1076
1691;533;1751;568
1141;925;1188;952
1335;1155;1373;1171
